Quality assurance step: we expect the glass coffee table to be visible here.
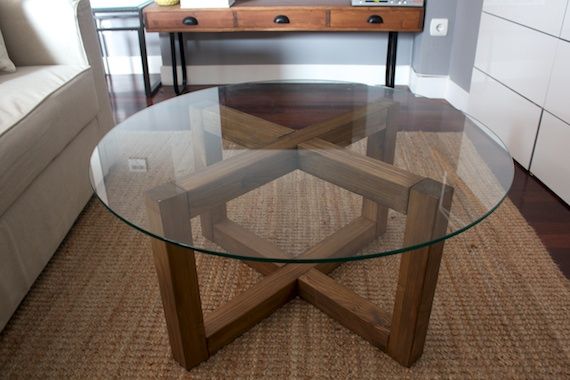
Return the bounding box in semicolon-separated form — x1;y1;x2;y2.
89;82;514;370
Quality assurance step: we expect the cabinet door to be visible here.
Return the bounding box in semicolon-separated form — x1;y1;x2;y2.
531;112;570;205
562;2;570;40
545;40;570;125
483;0;568;36
468;69;542;169
475;13;558;106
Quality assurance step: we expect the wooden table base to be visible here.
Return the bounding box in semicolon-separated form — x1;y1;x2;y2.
145;100;453;370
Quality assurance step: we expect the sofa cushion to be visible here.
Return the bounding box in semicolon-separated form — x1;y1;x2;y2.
0;28;15;73
0;65;100;216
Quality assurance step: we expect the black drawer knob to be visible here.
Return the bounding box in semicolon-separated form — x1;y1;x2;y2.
274;15;290;24
367;15;383;24
182;16;199;26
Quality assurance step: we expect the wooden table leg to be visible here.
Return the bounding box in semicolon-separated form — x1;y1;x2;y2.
151;240;209;369
190;103;227;240
362;103;399;236
387;178;453;367
145;184;209;370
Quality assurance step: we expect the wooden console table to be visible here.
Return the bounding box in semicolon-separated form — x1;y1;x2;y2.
144;0;425;94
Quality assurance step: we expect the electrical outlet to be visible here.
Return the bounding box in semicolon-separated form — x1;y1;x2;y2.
430;18;448;37
128;158;148;172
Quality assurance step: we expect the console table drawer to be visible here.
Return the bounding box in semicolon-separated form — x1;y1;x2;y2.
330;9;423;31
145;10;234;32
237;10;327;30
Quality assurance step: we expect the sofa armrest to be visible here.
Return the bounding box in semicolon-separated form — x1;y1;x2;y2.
0;0;88;66
74;0;115;136
0;0;114;135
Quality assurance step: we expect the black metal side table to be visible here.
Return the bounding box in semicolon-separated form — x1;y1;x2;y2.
91;0;162;98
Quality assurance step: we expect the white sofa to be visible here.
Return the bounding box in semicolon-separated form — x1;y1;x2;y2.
0;0;114;330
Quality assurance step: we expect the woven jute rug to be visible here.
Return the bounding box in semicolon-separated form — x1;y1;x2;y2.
1;133;569;378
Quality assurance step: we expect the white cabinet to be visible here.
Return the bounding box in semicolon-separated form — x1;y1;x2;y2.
545;40;570;124
471;2;570;203
531;112;570;204
475;13;558;106
483;0;568;36
562;2;570;40
468;69;542;169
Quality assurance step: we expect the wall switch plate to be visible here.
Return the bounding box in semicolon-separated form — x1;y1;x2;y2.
128;158;148;172
430;18;449;36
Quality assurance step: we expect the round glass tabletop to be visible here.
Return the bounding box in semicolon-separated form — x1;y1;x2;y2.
89;82;514;263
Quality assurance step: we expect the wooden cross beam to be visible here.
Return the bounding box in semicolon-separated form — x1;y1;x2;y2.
172;100;414;219
201;104;294;148
209;216;391;353
178;148;298;219
298;138;422;214
204;102;393;148
145;100;454;371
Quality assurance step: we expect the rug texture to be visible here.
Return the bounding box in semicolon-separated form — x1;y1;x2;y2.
0;133;569;379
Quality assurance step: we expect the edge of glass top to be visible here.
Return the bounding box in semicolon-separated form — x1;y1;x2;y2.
90;0;153;12
89;81;515;264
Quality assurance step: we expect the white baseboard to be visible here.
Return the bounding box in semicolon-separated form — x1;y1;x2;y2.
159;64;471;110
103;55;162;75
445;79;470;112
409;70;449;99
408;69;470;111
160;64;411;87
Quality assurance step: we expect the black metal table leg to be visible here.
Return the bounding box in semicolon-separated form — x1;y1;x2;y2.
93;3;162;101
386;31;398;88
170;32;188;96
138;8;161;99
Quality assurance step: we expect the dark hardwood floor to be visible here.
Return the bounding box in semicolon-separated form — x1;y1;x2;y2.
105;74;570;278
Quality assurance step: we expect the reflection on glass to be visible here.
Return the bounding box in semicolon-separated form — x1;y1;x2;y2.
89;82;514;262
